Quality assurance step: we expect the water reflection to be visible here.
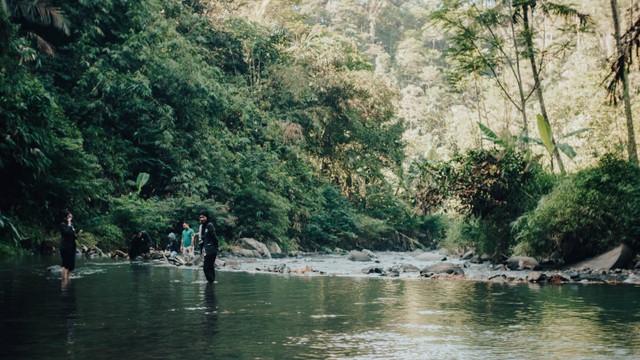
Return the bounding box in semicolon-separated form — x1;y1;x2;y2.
60;281;77;359
203;284;218;328
202;283;219;355
1;258;640;359
279;278;640;359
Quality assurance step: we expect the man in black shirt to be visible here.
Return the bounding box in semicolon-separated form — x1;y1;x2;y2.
127;230;151;260
60;210;81;283
199;211;219;283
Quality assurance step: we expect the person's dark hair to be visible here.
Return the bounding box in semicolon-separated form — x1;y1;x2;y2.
62;210;72;219
199;210;210;220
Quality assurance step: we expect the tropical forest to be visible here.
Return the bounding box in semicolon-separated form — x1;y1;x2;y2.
3;0;640;267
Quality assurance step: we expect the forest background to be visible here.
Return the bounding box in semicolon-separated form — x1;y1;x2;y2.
3;0;640;265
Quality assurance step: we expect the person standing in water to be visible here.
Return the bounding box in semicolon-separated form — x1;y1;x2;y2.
60;210;81;283
199;210;218;283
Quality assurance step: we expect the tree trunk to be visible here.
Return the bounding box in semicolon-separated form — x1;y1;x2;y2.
367;0;384;44
522;4;565;174
508;1;529;147
611;0;639;165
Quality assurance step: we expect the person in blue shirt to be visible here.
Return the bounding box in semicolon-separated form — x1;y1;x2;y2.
181;222;196;257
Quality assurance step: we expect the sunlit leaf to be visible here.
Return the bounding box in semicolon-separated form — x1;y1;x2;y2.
557;143;577;159
536;114;555;156
136;172;150;194
478;122;505;146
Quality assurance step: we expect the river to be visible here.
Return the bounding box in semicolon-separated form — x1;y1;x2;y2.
1;255;639;359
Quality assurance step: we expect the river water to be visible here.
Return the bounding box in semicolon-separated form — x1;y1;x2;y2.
1;255;640;360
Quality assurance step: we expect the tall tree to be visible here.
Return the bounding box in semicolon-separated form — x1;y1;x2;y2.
608;0;638;165
434;0;588;173
366;0;386;44
511;0;588;173
519;1;566;173
432;0;534;144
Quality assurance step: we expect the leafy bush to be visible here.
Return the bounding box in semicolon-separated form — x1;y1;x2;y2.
513;154;640;263
0;0;409;255
416;214;447;249
232;187;292;243
92;224;125;251
415;147;555;259
302;186;359;250
107;196;173;245
0;211;29;256
91;195;235;251
354;215;394;248
441;216;489;255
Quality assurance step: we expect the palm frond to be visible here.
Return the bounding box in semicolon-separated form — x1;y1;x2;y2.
32;32;54;56
8;0;70;35
605;15;640;103
541;1;590;27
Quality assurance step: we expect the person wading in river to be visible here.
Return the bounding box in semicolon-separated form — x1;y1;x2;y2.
60;210;81;283
198;210;218;284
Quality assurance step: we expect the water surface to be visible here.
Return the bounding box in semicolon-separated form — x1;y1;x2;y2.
1;256;639;359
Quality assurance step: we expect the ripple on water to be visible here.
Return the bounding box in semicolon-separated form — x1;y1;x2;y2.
3;258;640;360
310;314;343;319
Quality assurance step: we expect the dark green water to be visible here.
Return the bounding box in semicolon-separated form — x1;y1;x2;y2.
1;256;640;360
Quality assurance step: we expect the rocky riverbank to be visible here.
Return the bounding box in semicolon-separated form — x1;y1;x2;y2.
214;240;640;285
67;238;640;285
214;248;640;285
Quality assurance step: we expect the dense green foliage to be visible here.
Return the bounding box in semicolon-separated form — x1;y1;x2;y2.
415;147;555;259
0;0;426;255
513;154;640;263
2;0;640;265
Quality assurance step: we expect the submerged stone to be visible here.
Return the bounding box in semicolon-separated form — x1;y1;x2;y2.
420;262;465;277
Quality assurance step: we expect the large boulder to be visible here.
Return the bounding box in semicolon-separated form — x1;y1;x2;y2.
401;264;421;273
362;249;378;259
266;241;285;258
347;250;374;262
505;256;541;270
461;249;475;260
469;253;492;264
420;262;465;276
569;243;635;271
226;238;272;258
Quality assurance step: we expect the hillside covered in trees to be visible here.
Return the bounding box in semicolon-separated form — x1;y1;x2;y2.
3;0;640;265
